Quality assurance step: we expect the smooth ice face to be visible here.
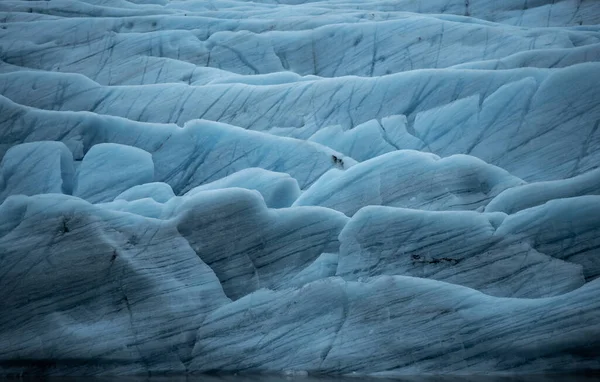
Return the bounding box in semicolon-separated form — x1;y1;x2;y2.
0;141;74;203
294;150;525;215
0;0;599;377
73;143;155;203
485;168;600;214
115;182;175;203
184;168;301;208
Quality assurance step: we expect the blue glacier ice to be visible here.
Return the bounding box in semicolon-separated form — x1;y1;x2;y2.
0;0;599;377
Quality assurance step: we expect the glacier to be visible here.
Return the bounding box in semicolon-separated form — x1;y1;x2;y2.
0;0;600;377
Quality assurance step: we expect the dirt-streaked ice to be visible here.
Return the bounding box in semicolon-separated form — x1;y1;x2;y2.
0;0;599;376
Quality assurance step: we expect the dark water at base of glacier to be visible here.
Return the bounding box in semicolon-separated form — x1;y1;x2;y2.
4;374;600;382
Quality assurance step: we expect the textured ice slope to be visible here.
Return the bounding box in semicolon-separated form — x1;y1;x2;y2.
0;0;599;376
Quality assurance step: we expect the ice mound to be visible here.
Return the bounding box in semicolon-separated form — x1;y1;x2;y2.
184;168;301;208
73;143;155;203
0;0;599;376
337;206;584;298
173;188;348;300
115;182;175;203
485;168;600;214
0;193;231;375
0;141;74;203
191;276;600;375
294;150;525;215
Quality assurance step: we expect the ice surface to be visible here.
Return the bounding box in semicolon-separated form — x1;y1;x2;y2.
191;276;600;375
337;206;584;298
0;96;352;194
173;188;348;300
307;116;425;161
3;6;598;82
115;182;175;203
0;0;599;376
0;141;74;203
184;168;301;208
73;143;155;203
452;43;600;70
2;64;598;181
486;168;600;214
157;120;355;192
496;196;600;281
0;193;231;375
294;150;525;215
